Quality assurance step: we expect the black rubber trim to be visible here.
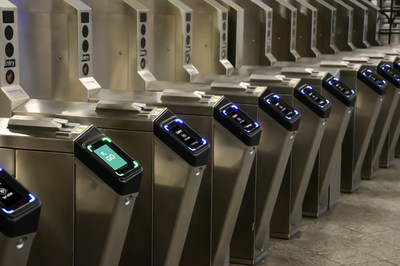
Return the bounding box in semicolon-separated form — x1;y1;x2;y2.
74;126;143;195
0;170;41;238
357;67;388;95
154;110;210;167
214;98;262;146
377;62;400;88
322;73;357;107
294;84;332;118
258;88;301;131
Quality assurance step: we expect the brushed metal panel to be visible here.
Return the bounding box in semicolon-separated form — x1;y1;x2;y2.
16;150;74;266
0;232;36;266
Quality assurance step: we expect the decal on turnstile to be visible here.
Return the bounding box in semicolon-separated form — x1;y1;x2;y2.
214;98;262;146
154;110;210;167
220;12;227;60
322;74;357;107
1;9;18;86
138;12;147;70
75;127;143;195
258;90;301;131
79;11;92;77
184;12;192;65
0;168;40;238
358;68;388;95
378;64;400;87
294;84;332;118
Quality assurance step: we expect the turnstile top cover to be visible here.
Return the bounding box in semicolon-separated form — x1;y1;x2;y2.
377;62;400;88
357;67;388;95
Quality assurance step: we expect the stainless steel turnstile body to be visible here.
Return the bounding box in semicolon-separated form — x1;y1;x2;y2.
12;101;208;266
90;90;260;266
1;4;210;265
0;116;143;266
251;79;330;239
361;62;400;179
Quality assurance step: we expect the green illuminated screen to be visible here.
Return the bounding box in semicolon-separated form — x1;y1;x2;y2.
94;144;127;170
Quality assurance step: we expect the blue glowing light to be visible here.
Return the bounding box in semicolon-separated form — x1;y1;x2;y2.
326;99;330;104
254;122;259;128
285;116;292;120
294;110;299;115
222;110;228;116
163;125;169;131
273;94;280;99
29;194;36;203
2;208;14;214
266;99;271;104
201;138;207;145
351;90;355;94
382;80;387;84
188;147;196;151
0;167;2;172
174;118;184;124
231;105;239;110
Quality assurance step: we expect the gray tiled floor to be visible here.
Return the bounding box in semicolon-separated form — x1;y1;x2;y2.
258;159;400;265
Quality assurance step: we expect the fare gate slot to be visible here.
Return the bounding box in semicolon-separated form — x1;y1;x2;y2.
324;0;355;51
0;116;143;266
303;74;356;218
341;67;386;192
361;63;400;179
0;168;40;266
378;62;400;168
304;0;338;54
220;0;276;67
340;0;369;48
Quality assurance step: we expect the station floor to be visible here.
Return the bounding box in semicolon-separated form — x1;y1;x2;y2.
256;159;400;265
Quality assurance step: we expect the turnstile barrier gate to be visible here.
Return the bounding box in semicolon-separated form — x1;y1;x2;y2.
0;168;40;266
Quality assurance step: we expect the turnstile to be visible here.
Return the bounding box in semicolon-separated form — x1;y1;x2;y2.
0;4;211;265
90;90;261;266
391;58;400;158
361;62;400;179
0;116;143;266
379;62;400;167
0;168;40;266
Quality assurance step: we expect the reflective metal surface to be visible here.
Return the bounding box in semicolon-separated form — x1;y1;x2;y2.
341;73;384;192
341;0;369;48
153;138;204;266
304;0;338;54
287;0;319;58
0;232;36;266
260;0;299;62
325;0;355;51
221;0;275;67
230;110;296;264
75;160;137;266
358;0;381;46
362;80;399;179
303;100;353;217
